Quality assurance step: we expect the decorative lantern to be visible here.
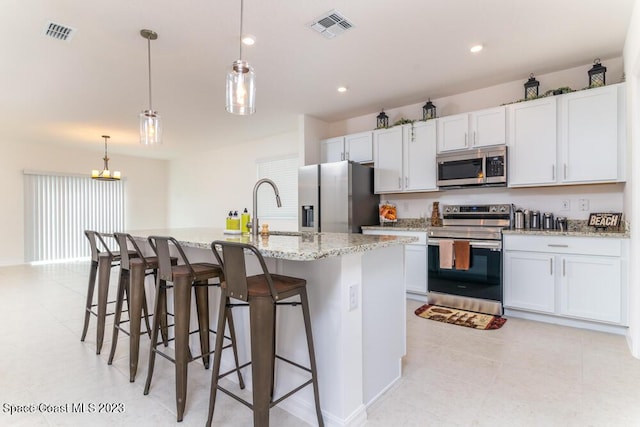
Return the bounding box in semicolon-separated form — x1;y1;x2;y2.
524;74;539;100
376;109;389;129
588;58;607;87
422;99;436;120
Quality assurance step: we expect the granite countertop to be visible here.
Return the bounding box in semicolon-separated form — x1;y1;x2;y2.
126;227;417;261
361;218;630;238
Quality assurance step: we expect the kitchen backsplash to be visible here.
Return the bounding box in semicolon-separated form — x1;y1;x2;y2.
379;182;625;222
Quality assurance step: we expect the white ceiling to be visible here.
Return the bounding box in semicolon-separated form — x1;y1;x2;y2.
0;0;634;159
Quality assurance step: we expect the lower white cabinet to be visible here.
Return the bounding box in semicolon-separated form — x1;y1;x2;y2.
504;234;628;325
362;229;427;295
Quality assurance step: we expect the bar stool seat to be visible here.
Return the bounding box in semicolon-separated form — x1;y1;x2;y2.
144;236;244;422
80;230;139;354
207;240;323;427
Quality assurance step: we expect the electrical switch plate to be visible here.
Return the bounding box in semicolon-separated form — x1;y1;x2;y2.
561;200;570;211
579;199;589;211
348;284;358;311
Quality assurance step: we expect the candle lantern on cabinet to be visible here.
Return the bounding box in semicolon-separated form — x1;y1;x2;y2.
588;58;607;87
376;110;389;129
524;74;539;100
422;99;436;120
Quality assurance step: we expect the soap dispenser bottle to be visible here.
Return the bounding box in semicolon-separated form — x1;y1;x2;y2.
226;211;233;230
231;211;241;230
241;208;250;234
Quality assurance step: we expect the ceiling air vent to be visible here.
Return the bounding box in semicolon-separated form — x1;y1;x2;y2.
43;21;76;42
309;10;354;39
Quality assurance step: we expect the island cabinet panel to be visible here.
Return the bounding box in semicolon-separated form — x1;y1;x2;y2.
508;97;558;186
503;234;628;327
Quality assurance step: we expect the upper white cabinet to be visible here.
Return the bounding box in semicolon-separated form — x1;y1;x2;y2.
321;136;345;163
508;97;558;186
373;122;437;194
345;131;373;163
321;131;373;164
437;106;506;153
508;83;625;187
559;84;622;183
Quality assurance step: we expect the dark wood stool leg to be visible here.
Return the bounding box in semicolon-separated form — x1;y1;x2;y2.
128;262;145;382
250;296;275;427
206;294;230;427
81;260;99;342
141;273;153;337
225;304;245;389
107;268;128;364
194;281;211;369
300;288;324;427
144;275;163;395
96;254;113;354
173;276;192;422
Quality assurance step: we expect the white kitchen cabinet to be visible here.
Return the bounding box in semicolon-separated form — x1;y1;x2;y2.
345;131;373;163
321;132;374;164
321;136;345;163
559;84;622;183
508;83;625;187
404;121;437;192
373;126;404;192
437;106;506;153
504;251;555;313
363;229;428;295
507;97;557;186
374;123;437;194
560;255;621;323
503;234;628;326
437;113;468;152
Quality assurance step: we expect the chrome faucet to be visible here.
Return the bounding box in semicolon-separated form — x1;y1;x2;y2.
249;178;282;237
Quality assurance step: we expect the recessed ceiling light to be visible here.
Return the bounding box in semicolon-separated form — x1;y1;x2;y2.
470;44;483;53
337;86;348;93
242;34;256;45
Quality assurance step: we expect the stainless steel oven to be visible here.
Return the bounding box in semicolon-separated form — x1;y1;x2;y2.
427;204;512;315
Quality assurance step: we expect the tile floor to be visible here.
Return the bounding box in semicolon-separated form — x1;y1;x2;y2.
1;261;640;426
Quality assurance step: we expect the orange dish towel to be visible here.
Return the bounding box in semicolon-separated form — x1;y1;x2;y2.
454;240;471;270
439;240;454;269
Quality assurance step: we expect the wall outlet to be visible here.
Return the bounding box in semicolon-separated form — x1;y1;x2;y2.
348;284;358;311
561;200;570;211
579;199;590;211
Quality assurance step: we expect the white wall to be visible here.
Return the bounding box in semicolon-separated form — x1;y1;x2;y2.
299;114;329;166
624;1;640;357
329;58;624;137
0;140;169;266
168;130;299;231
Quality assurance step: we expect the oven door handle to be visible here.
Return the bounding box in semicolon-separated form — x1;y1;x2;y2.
428;238;502;250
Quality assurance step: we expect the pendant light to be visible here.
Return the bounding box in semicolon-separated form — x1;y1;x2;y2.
226;0;256;115
91;135;121;181
140;29;162;144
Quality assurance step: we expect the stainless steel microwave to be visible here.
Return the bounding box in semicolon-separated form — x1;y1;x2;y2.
436;146;507;188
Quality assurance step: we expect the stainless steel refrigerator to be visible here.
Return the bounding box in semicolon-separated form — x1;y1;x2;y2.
299;160;380;233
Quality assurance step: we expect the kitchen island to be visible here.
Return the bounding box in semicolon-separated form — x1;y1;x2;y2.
127;227;415;427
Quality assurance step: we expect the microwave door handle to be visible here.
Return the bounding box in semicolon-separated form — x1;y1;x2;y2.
482;155;487;183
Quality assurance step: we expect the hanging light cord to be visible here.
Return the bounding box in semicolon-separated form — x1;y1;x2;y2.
239;0;244;60
147;35;153;111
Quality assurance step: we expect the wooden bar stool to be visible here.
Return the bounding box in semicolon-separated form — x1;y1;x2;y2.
144;236;244;422
207;241;323;427
108;233;176;382
80;230;138;354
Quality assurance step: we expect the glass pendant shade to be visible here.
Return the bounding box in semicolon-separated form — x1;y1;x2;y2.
226;59;256;115
140;109;162;145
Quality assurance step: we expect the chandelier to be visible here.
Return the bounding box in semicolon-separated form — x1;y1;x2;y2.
91;135;121;181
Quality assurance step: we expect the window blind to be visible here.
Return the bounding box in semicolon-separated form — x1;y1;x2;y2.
256;156;298;219
23;171;125;262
